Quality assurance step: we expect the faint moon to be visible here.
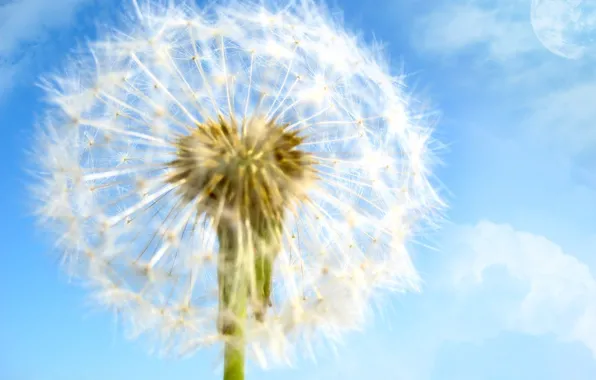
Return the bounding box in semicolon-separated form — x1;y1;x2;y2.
531;0;596;59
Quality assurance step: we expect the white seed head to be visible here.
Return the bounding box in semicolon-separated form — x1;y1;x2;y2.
31;0;442;367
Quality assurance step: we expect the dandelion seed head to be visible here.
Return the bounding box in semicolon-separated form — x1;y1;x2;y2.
167;115;316;228
31;0;442;367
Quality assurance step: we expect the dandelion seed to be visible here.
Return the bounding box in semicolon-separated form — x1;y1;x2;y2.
31;0;443;378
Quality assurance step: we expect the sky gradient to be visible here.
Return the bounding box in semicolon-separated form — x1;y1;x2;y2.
1;0;595;379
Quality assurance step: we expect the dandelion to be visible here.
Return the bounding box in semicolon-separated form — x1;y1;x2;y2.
31;0;442;379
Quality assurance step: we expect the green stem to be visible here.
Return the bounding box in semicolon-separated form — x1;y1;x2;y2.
218;226;247;380
254;221;281;321
217;221;282;380
223;323;245;380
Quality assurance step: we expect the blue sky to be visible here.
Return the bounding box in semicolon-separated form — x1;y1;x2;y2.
1;0;596;379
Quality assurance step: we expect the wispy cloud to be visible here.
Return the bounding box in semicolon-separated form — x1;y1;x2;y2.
411;0;596;205
447;220;596;355
0;0;94;98
412;1;540;60
405;3;596;375
523;81;596;155
293;220;596;379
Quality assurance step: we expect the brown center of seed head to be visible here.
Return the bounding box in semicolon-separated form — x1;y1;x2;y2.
167;115;317;229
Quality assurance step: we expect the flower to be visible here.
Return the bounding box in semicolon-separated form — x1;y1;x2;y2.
32;0;442;370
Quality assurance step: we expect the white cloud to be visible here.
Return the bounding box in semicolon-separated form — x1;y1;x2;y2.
406;0;596;374
523;81;596;154
449;220;596;355
411;1;596;206
412;2;540;59
285;221;596;379
0;0;94;98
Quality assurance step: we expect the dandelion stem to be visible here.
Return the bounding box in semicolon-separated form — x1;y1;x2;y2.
218;218;282;380
224;318;246;380
218;225;248;380
253;222;281;322
223;336;245;380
